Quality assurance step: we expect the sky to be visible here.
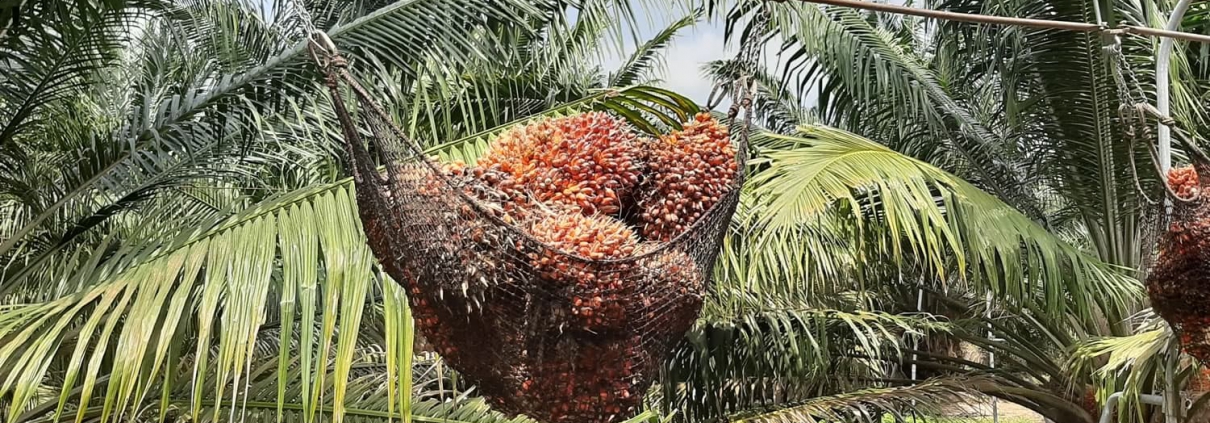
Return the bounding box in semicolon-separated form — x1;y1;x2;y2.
596;13;735;107
590;5;796;112
598;0;907;109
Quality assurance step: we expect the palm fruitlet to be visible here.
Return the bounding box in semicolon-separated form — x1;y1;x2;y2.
527;213;638;332
479;112;642;216
1169;165;1199;199
637;113;737;241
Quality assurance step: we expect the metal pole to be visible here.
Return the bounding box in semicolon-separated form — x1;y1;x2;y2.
1100;393;1166;423
1165;339;1183;423
1156;0;1194;175
911;287;922;382
986;290;998;423
1156;3;1194;423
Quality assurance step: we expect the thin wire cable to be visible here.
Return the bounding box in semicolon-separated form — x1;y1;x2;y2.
777;0;1210;44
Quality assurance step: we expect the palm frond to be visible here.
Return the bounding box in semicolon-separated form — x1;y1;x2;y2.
662;307;945;422
15;347;532;423
745;125;1141;321
423;85;698;165
0;0;571;282
0;181;395;423
1070;309;1185;419
731;1;1045;222
703;58;819;134
608;9;702;87
0;81;699;423
729;377;978;423
0;0;158;146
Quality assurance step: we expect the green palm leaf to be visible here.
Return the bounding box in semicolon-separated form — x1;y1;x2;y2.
744;124;1140;321
663;306;947;423
608;9;702;87
0;181;385;423
731;1;1045;222
729;377;977;423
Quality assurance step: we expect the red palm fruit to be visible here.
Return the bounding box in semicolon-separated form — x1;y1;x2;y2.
526;213;638;332
479;112;642;216
1169;166;1199;199
636;113;736;241
636;245;704;331
527;213;639;261
413;159;539;224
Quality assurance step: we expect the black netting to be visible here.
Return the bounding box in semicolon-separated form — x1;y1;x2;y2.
1147;162;1210;366
323;64;745;422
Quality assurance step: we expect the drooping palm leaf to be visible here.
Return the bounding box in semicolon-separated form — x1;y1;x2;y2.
744;125;1140;322
728;377;977;423
608;9;702;87
16;347;532;423
0;0;164;146
0;182;385;423
662;306;947;422
727;1;1046;222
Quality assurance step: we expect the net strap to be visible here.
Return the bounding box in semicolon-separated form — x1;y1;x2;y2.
306;28;756;165
1108;41;1210;204
1120;101;1210;203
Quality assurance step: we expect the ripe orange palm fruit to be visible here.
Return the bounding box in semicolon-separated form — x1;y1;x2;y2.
636;113;737;241
479;112;642;217
527;213;638;332
1169;166;1199;199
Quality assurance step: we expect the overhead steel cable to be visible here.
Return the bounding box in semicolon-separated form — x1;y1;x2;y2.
776;0;1210;44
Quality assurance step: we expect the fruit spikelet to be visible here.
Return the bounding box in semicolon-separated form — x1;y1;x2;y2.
479;112;642;216
527;213;638;332
637;113;736;241
1169;166;1199;199
527;213;639;261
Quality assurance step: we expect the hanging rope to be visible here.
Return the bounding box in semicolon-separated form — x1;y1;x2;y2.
1103;30;1210;369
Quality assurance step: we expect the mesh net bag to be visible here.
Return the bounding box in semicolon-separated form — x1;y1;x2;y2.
1148;161;1210;366
317;52;746;422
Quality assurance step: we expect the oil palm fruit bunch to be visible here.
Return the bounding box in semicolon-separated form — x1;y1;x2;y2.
527;212;637;332
417;160;513;220
636;245;704;324
636;113;737;241
386;110;736;423
479;112;643;216
1149;160;1210;365
517;340;644;423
